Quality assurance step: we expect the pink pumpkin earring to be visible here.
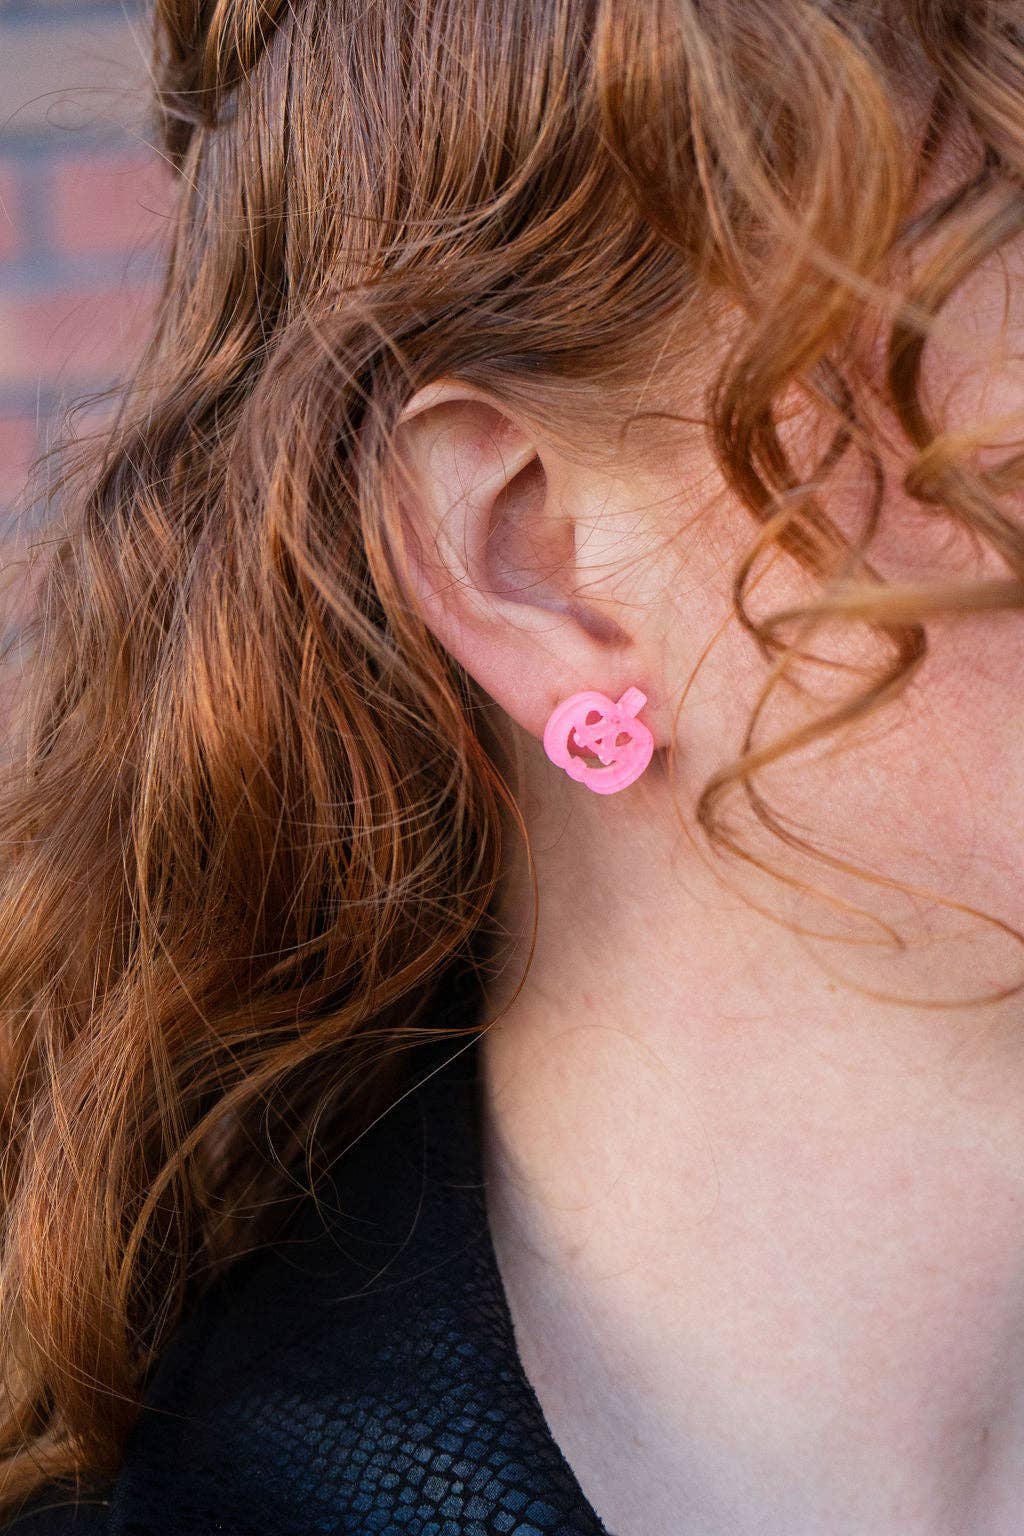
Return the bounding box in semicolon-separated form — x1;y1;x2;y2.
542;686;654;795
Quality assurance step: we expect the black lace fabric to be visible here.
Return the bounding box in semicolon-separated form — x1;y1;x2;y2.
6;987;610;1536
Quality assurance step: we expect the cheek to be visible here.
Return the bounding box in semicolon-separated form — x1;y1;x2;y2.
731;480;1023;971
809;395;1024;913
648;374;1024;956
858;447;1024;902
795;607;1024;1010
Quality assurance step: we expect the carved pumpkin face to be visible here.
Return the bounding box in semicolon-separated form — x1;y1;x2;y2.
542;688;655;794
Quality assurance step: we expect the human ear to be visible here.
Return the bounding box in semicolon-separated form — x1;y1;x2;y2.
388;380;653;747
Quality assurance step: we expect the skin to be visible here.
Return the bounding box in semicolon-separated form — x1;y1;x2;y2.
392;230;1024;1534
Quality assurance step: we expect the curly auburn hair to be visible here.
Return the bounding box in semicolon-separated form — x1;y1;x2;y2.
1;0;1023;1514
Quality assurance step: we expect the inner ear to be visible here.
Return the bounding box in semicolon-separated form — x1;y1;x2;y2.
486;457;627;644
485;456;570;604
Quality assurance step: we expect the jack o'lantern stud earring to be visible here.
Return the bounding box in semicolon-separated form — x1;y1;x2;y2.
542;686;654;795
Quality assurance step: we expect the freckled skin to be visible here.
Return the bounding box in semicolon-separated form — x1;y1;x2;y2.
391;111;1024;1536
476;209;1024;1536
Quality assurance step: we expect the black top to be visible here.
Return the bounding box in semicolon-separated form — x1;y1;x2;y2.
6;1003;610;1536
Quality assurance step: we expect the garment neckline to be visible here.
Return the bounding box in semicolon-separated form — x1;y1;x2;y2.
393;984;612;1535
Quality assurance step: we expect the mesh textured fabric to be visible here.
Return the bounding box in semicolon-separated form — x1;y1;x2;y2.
6;996;610;1536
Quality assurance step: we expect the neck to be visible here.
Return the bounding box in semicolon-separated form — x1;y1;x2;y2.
478;757;1024;1536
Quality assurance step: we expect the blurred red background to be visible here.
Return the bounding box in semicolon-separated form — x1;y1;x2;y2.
0;0;170;532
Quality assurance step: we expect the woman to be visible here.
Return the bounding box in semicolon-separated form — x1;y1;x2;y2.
2;1;1023;1531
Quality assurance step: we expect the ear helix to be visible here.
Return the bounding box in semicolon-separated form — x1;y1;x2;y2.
542;686;654;795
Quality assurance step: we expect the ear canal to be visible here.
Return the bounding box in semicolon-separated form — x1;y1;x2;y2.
484;457;626;644
486;456;567;604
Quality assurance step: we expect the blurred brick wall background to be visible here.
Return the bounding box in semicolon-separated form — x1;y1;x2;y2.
0;0;169;531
